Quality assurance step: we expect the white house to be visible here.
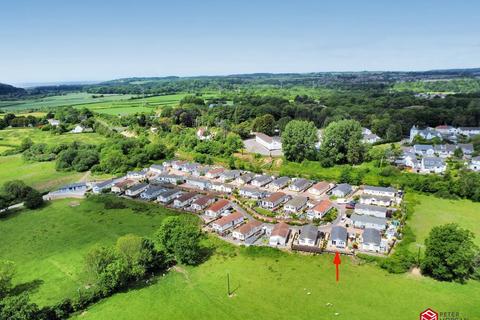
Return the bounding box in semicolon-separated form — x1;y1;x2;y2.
149;164;165;175
413;144;435;156
298;225;318;247
269;222;291;246
185;178;211;190
219;170;242;183
71;125;86;134
205;199;231;218
289;178;312;192
140;185;166;200
354;204;388;218
157;189;183;204
92;179;115;194
307;199;333;220
255;132;282;151
268;176;290;191
47;119;60;126
359;194;392;207
283;196;308;214
232;220;263;241
209;183;234;194
111;179;135;194
236;173;255;185
211;211;244;234
409;125;442;142
125;183;148;197
468;156;480;171
350;213;387;230
173;192;198;208
126;169;148;180
330;184;352;198
260;192;290;209
205;167;225;179
191;195;215;211
251;175;273;187
363;186;396;198
330;226;348;249
239;187;268;199
420;157;446;174
155;174;185;185
361;228;382;252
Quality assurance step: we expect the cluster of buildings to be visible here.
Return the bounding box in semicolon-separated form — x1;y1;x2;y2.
409;124;480;142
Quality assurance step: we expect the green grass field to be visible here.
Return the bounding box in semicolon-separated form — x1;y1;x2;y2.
0;128;108;152
76;241;480;320
73;94;187;115
0;155;83;192
0;197;188;306
407;193;480;249
0;92;134;111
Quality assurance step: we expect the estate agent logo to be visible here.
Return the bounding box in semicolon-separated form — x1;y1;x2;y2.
420;308;438;320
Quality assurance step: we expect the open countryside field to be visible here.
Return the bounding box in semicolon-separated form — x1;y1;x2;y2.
0;197;191;306
0;128;108;152
0;155;83;192
76;240;480;320
73;93;187;115
407;193;480;249
0;92;134;111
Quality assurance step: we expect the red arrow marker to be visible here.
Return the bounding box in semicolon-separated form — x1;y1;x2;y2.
333;252;341;282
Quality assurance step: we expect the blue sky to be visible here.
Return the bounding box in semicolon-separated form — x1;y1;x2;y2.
1;0;479;85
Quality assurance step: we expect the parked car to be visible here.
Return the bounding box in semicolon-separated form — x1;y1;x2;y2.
346;201;356;209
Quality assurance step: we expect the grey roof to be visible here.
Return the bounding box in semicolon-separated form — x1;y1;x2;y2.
94;179;115;188
422;157;445;168
458;143;474;153
252;175;272;184
238;173;255;182
299;224;318;241
142;184;166;196
362;228;381;245
351;213;387;225
291;178;311;189
331;226;348;241
156;174;183;181
331;183;352;195
158;189;182;198
472;156;480;162
360;194;392;202
186;178;210;185
150;164;164;170
240;186;266;195
355;203;388;213
285;196;308;208
59;182;87;190
221;170;241;178
127;183;148;192
270;176;290;187
413;144;434;152
363;185;396;194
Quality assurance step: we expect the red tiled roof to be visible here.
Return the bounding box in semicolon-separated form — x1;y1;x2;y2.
214;211;244;227
311;181;330;191
265;192;286;203
235;220;262;235
271;222;290;237
176;192;197;202
114;179;134;188
207;167;225;175
313;199;333;213
193;195;214;206
206;199;230;212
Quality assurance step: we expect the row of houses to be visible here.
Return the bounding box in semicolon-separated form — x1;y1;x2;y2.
410;125;480;142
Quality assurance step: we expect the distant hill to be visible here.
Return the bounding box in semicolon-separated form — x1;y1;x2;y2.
0;83;27;96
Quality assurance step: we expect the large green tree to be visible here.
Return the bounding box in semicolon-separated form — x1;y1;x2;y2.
421;223;478;283
319;119;365;166
252;114;275;136
281;120;318;162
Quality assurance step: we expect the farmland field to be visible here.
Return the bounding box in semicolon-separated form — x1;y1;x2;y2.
0;197;191;306
0;155;83;192
0;128;108;152
76;239;480;320
73;93;187;115
0;92;134;111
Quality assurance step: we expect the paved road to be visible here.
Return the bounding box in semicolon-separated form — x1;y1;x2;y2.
0;202;24;213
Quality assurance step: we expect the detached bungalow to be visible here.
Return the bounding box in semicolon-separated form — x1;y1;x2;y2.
232;220;263;241
155;174;185;185
308;181;332;196
125;183;148;197
205;167;225;179
420;157;446;174
149;164;165;175
361;228;382;252
268;176;290;191
251;175;273;188
354;204;388;218
283;196;308;214
413;144;435;156
239;187;268;199
211;211;244;234
219;170;242;183
330;183;352;198
126;169;148;180
289;178;312;192
56;182;88;193
363;186;396;198
359;194;392;207
298;224;318;247
191;195;215;211
330;226;348;249
140;185;166;200
111;179;135;194
255;132;282;151
210;182;234;194
173;192;198;208
205;199;232;218
92;179;115;194
350;213;387;230
157;189;183;204
236;173;255;185
185;178;211;190
307;199;333;220
269;223;291;246
260;192;290;209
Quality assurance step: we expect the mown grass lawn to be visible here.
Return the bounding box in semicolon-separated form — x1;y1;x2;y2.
407;193;480;249
0;197;190;306
0;155;83;192
76;241;480;320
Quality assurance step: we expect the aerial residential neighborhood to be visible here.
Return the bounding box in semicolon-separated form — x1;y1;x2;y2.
1;1;479;319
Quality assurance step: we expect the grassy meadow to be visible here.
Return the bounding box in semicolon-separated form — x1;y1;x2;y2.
0;155;83;192
0;197;190;306
0;128;108;153
0;92;133;111
75;241;480;320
